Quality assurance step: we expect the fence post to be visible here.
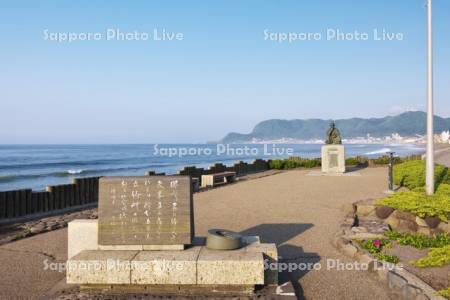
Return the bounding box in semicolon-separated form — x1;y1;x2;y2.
14;190;22;217
46;186;54;211
25;189;32;215
0;192;6;219
31;193;38;214
72;179;80;206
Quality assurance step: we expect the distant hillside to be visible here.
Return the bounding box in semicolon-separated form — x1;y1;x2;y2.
221;111;450;143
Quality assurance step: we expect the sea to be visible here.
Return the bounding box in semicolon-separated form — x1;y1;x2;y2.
0;144;424;192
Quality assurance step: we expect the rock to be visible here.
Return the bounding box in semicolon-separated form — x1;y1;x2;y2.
376;206;395;219
415;217;428;227
438;221;450;234
344;217;355;225
401;284;422;299
424;216;440;229
347;233;385;240
46;223;59;230
388;271;407;289
430;228;444;235
397;220;418;233
417;227;431;236
415;294;430;300
351;226;368;233
334;237;349;249
355;253;376;271
357;204;376;217
393;210;416;222
341;244;358;258
30;224;46;234
374;261;396;282
385;214;400;230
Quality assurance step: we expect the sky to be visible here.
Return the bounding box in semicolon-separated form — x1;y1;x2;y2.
0;0;449;144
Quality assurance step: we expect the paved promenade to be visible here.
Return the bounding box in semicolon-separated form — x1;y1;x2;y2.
436;144;450;167
0;167;395;299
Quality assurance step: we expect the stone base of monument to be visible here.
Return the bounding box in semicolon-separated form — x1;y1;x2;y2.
66;220;278;295
45;280;296;299
321;144;345;174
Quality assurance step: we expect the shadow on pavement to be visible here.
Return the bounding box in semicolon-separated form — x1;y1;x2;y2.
239;223;313;245
239;223;320;300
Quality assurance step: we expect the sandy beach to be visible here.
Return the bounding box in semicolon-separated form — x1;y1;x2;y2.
0;167;398;299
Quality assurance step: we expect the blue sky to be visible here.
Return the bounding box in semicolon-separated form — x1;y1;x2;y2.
0;0;449;143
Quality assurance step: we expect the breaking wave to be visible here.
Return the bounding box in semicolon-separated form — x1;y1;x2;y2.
365;148;392;155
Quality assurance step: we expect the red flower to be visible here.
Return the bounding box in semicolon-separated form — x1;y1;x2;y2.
373;240;382;248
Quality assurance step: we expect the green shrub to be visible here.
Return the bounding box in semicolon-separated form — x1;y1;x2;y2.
345;157;360;166
384;230;450;249
438;287;450;299
268;157;321;170
301;158;321;168
412;245;450;267
373;252;400;264
376;184;450;221
393;160;450;189
268;159;285;170
370;155;403;165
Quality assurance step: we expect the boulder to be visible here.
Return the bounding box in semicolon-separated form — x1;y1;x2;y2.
396;220;418;233
438;221;450;234
424;216;440;229
393;210;416;222
357;204;376;217
415;217;428;227
385;214;400;230
341;244;358;258
351;226;368;233
417;227;431;236
388;271;407;289
375;206;394;219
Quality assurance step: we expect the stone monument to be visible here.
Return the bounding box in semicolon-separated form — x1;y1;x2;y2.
321;121;345;173
98;176;194;247
65;175;279;296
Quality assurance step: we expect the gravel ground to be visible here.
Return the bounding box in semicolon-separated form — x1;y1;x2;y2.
0;167;395;300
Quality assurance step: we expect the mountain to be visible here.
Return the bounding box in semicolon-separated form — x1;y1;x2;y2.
220;111;450;143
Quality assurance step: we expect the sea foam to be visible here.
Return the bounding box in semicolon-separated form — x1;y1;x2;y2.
365;148;391;155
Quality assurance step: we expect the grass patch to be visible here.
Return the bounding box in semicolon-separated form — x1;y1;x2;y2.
373;252;400;264
376;184;450;221
393;160;450;190
384;230;450;249
438;287;450;299
412;245;450;268
356;239;400;264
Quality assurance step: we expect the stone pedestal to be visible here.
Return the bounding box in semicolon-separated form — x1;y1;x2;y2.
67;220;277;287
321;145;345;173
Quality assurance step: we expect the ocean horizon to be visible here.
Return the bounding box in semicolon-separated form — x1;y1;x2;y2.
0;143;424;192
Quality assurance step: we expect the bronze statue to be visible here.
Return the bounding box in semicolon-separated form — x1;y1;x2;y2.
325;121;342;144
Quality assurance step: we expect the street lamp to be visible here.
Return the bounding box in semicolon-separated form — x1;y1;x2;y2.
426;0;435;195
